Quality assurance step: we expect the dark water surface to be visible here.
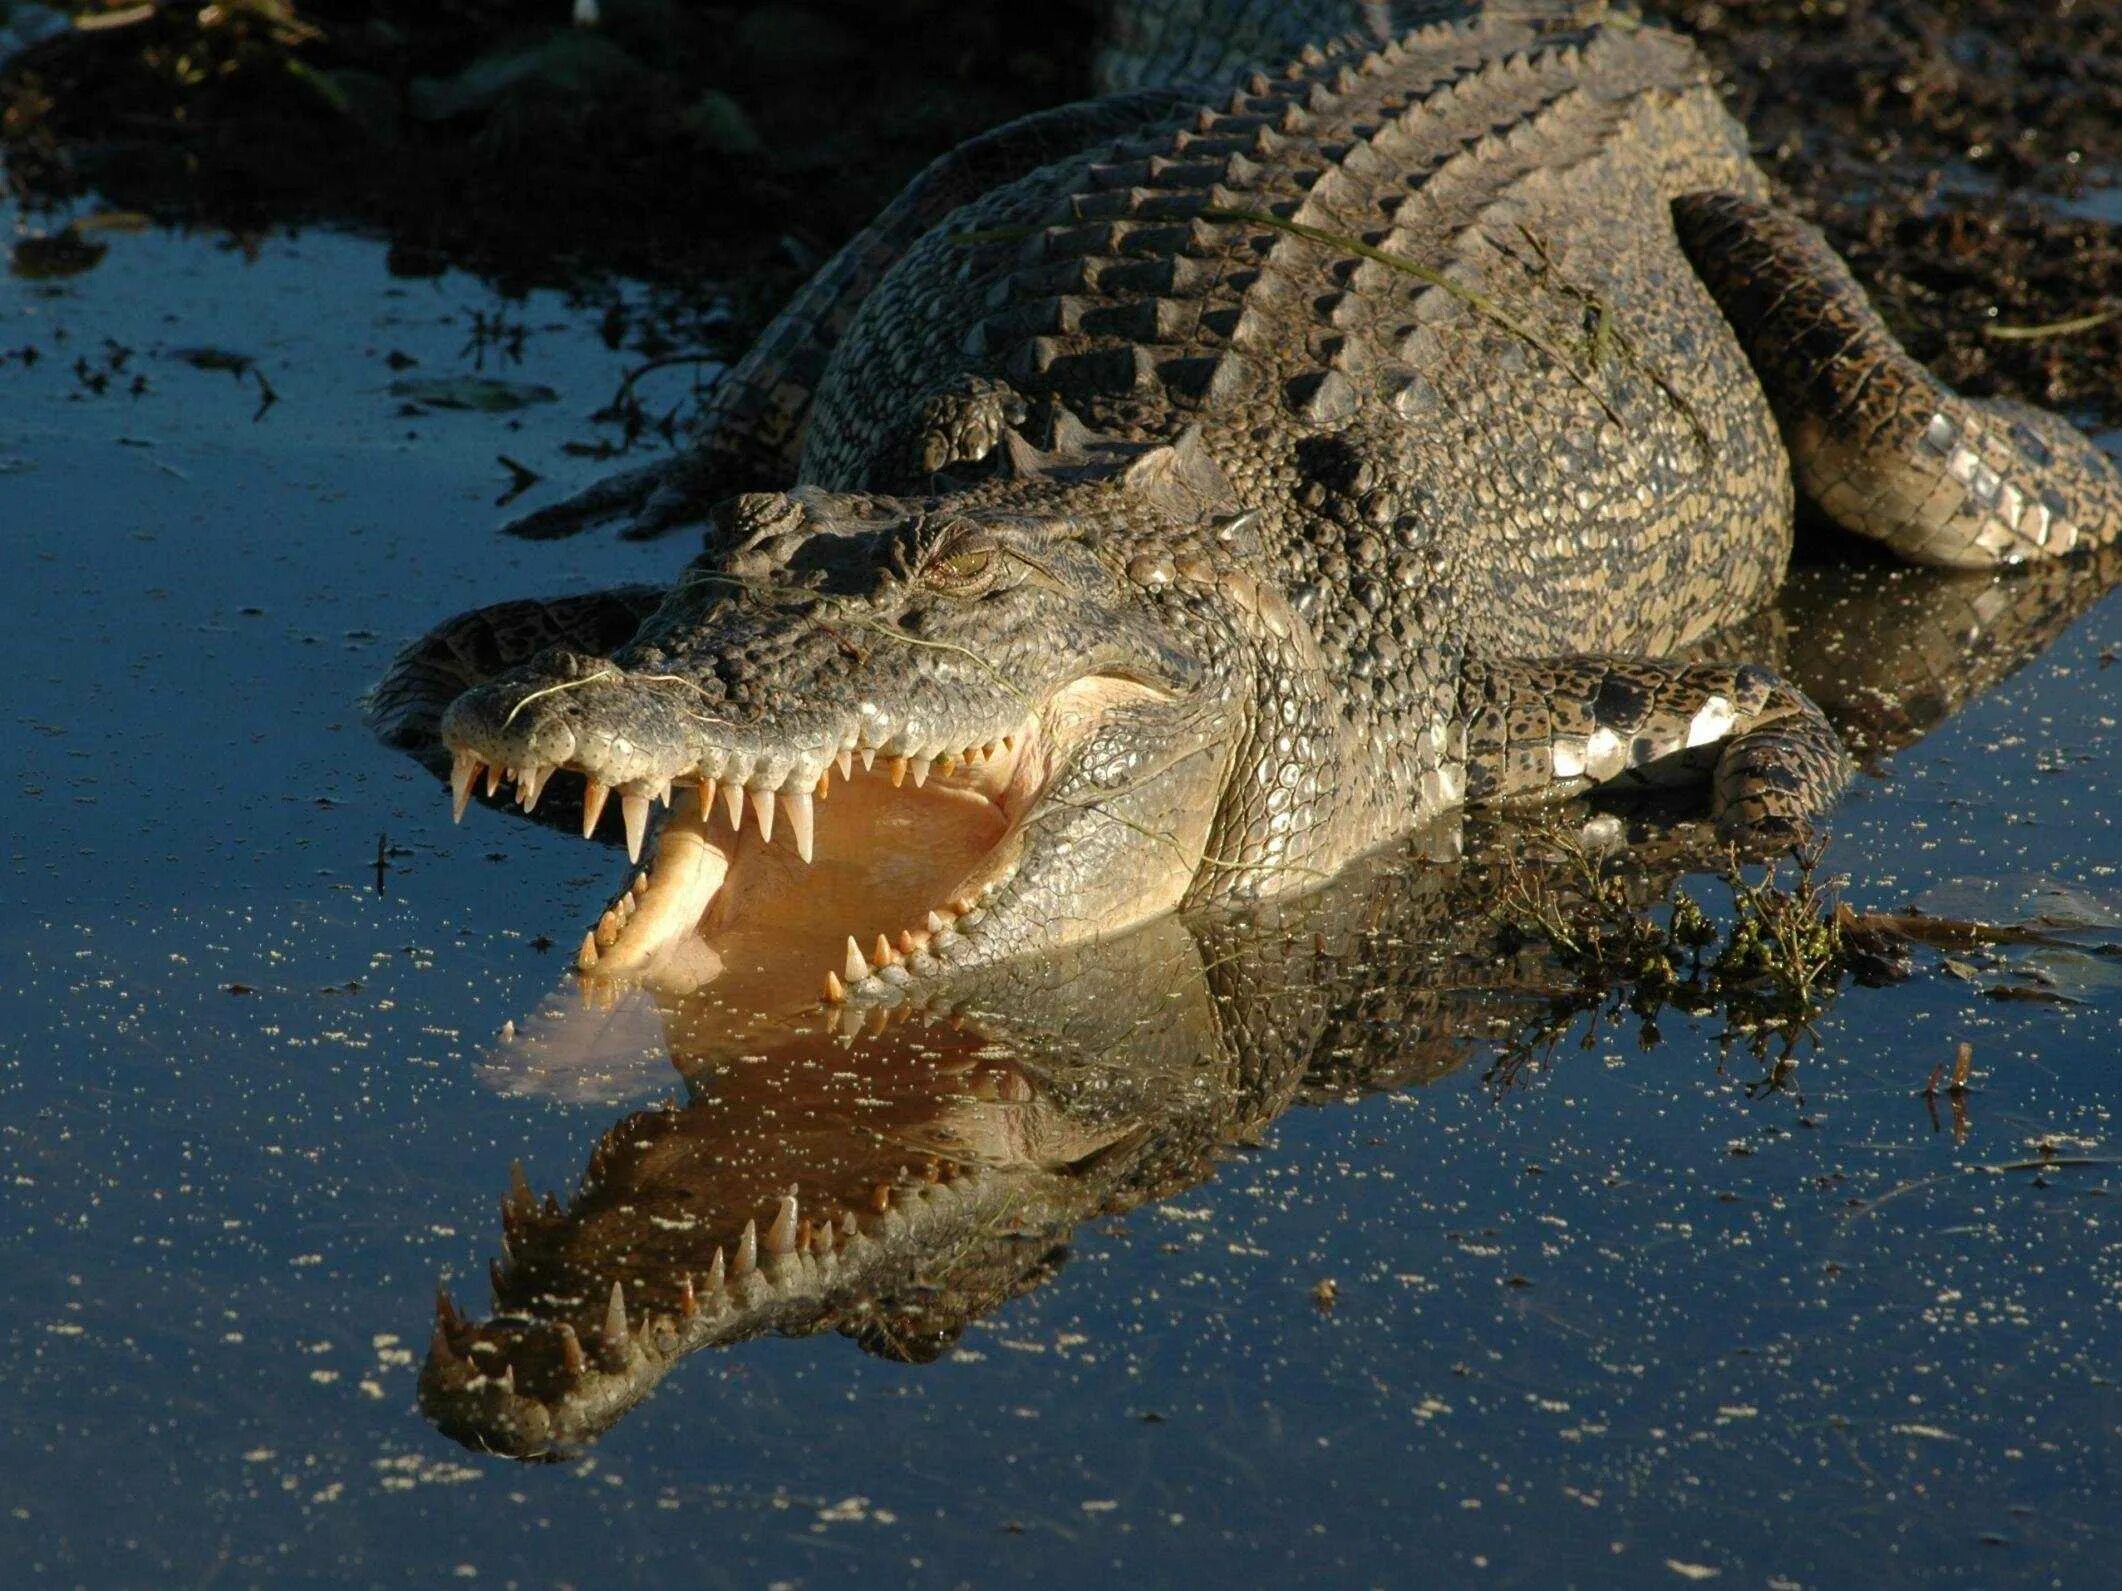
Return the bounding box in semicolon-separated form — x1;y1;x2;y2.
4;208;2117;1586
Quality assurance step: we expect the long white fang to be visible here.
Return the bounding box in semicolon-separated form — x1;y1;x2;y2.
581;780;610;839
621;793;649;863
577;931;599;969
844;936;870;983
722;780;745;831
749;787;776;843
765;1193;799;1254
909;757;931;788
485;764;504;798
836;749;854;780
517;763;551;813
860;747;876;771
450;752;480;823
785;791;815;862
734;1220;758;1276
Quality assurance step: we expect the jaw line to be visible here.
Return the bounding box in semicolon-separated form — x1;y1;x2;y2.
554;673;1183;1006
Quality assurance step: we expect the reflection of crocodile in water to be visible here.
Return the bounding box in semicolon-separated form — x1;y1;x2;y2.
371;1;2122;1014
419;553;2118;1457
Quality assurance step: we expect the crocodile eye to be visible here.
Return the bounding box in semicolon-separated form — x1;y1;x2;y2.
920;525;1001;595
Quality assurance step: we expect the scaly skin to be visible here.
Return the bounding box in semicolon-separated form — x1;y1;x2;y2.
374;1;2121;1002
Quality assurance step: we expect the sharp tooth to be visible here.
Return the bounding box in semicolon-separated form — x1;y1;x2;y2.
1002;734;1016;751
596;908;620;949
949;897;974;915
722;780;745;831
926;910;949;934
785;791;814;862
450;752;481;822
766;1193;799;1254
860;747;876;772
631;872;650;898
679;1274;698;1318
823;970;845;1003
749;787;776;842
577;931;600;970
621;792;649;863
814;1221;834;1254
814;770;831;799
840;1211;858;1237
557;1322;586;1377
581;780;610;839
888;755;908;787
517;763;551;813
897;929;919;955
910;757;931;788
733;1220;757;1277
836;749;854;780
936;753;956;777
844;936;870;982
705;1248;726;1291
428;1320;460;1370
873;934;894;967
653;778;672;808
698;777;717;818
485;764;505;798
604;1281;630;1346
982;741;998;760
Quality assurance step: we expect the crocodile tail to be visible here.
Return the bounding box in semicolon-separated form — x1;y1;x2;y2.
1676;191;2122;568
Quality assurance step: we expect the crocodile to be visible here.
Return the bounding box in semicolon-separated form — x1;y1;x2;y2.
419;552;2118;1457
371;0;2122;1014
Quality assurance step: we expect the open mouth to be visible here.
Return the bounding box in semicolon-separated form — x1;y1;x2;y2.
445;674;1166;1006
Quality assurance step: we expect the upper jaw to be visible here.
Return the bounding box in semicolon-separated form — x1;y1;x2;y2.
438;655;1043;865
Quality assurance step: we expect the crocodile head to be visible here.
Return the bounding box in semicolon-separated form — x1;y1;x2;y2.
437;426;1324;1005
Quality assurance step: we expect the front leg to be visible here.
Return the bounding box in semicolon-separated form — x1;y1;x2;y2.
1457;656;1852;846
